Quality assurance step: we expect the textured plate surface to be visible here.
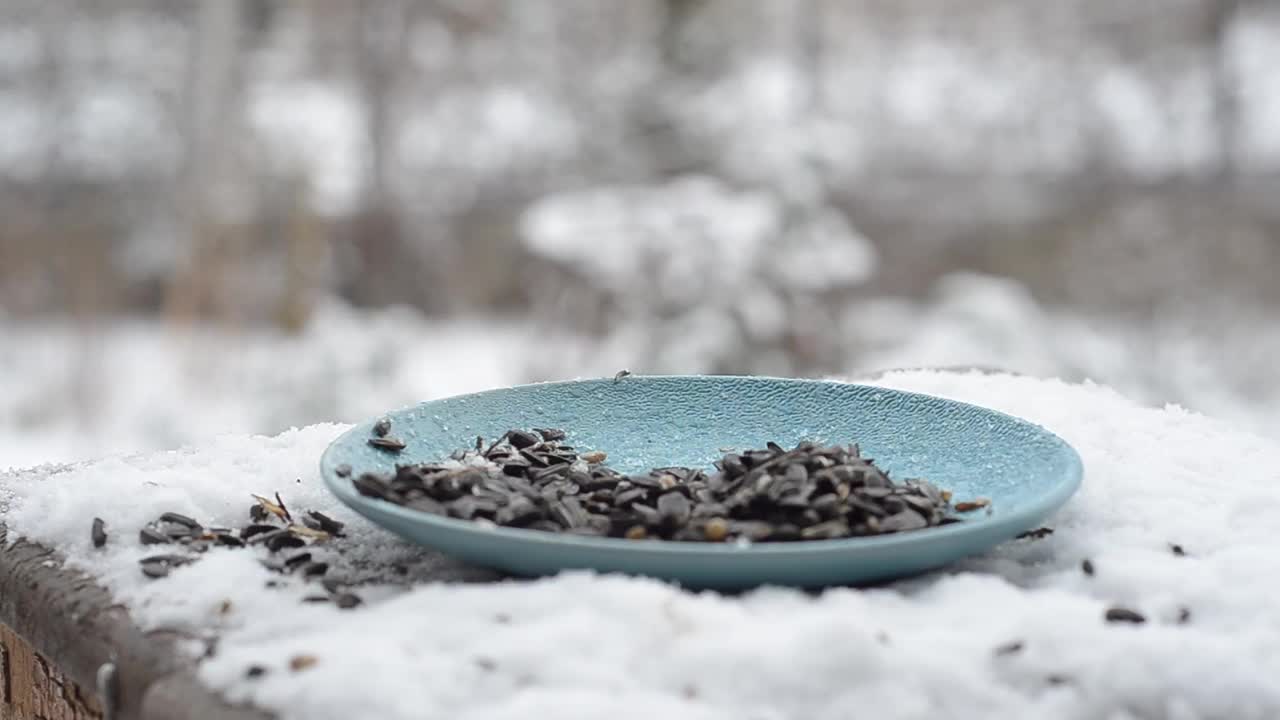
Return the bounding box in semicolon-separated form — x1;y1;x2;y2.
320;376;1083;589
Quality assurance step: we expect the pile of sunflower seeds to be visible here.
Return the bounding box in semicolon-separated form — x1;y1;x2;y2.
97;494;363;608
355;425;978;543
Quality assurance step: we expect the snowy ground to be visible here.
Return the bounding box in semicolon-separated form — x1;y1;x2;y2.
3;369;1279;720
3;273;1279;473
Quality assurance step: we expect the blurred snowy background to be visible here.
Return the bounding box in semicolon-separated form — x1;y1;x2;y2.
3;0;1280;470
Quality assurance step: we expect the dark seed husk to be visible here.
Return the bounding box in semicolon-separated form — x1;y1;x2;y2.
1104;607;1146;624
770;523;802;541
368;437;406;452
901;494;938;515
334;593;363;609
139;554;194;579
445;496;483;520
214;533;245;548
613;487;649;506
535;428;566;442
549;497;588;529
721;454;746;477
1082;559;1095;577
528;519;562;533
302;561;329;578
878;509;928;533
530;464;569;484
508;430;539;450
656;492;692;528
628;502;660;527
406;496;447;516
140;562;169;579
334;464;352;478
691;502;729;519
350;431;959;544
501;460;530;477
495;497;541;527
304;511;346;537
241;523;281;540
373;418;392;437
1016;527;1054;540
284;552;312;570
353;474;392;499
627;473;663;491
800;520;849;540
994;641;1024;656
159;512;202;530
248;528;288;547
267;532;307;552
91;518;108;548
730;521;776;541
139;527;171;545
811;494;840;518
162;523;200;540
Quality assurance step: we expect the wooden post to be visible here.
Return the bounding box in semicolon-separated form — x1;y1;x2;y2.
0;624;101;720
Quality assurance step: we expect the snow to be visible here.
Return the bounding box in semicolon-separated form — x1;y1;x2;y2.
0;90;48;180
397;86;580;185
247;82;367;216
1226;4;1280;168
5;370;1280;719
522;175;880;293
518;175;880;376
7;276;1280;473
521;176;785;293
0;300;532;471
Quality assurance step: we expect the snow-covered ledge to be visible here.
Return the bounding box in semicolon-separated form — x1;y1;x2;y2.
3;370;1278;720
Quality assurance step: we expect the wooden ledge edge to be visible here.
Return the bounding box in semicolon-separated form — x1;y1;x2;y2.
0;527;272;720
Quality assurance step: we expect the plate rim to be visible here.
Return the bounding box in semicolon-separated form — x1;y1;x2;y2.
319;374;1083;558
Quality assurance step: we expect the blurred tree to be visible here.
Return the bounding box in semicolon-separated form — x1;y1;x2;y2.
337;0;447;312
1209;0;1241;179
165;0;247;326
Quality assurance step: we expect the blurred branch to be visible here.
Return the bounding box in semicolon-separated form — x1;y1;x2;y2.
1208;0;1241;180
166;0;246;327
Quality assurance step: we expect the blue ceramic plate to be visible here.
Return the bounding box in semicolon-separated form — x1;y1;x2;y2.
320;376;1082;589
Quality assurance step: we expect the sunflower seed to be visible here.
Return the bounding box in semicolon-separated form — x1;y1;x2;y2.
656;492;692;527
535;428;567;442
334;593;363;609
304;511;346;537
994;641;1024;656
1104;607;1145;624
139;527;171;545
508;431;539;450
267;532;307;552
360;432;958;544
368;437;406;452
